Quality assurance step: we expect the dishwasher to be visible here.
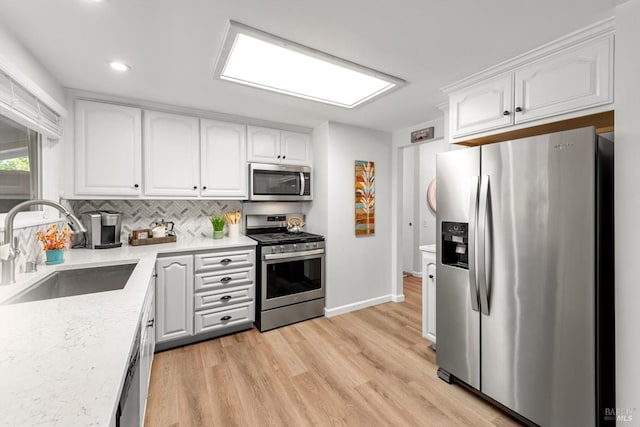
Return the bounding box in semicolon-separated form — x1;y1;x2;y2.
116;326;141;427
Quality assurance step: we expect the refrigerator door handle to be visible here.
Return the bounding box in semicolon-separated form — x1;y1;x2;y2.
468;176;480;312
478;175;490;315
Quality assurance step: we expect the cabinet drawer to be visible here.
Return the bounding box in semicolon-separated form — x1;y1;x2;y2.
194;250;253;272
195;286;252;311
194;269;253;292
195;304;251;334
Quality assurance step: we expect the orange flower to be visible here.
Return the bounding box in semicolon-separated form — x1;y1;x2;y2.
35;224;71;251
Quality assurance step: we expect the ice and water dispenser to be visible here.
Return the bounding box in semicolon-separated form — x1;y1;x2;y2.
442;222;468;269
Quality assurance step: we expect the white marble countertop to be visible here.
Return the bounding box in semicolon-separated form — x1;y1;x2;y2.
419;244;436;253
0;235;256;427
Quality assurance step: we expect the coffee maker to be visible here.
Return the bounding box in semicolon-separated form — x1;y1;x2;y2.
79;211;123;249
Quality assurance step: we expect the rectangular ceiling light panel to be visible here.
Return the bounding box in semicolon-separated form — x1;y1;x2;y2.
214;22;405;108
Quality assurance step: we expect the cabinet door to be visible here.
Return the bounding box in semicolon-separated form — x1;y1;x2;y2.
514;36;613;124
281;131;312;166
144;110;200;196
200;119;247;198
140;279;155;425
247;126;281;163
449;75;514;138
75;100;142;195
156;255;194;343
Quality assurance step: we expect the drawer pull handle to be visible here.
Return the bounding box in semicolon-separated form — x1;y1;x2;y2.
220;258;232;264
220;277;232;283
221;315;232;321
220;295;232;301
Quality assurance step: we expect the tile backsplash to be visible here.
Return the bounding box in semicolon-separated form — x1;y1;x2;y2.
66;199;243;242
0;220;66;273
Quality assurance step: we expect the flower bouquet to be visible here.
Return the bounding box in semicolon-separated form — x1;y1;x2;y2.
36;224;71;265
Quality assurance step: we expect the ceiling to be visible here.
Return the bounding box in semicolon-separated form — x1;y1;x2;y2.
0;0;615;132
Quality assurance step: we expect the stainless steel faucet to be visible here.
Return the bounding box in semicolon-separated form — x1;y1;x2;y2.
1;199;87;285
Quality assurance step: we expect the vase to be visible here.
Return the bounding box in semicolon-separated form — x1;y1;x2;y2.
213;230;224;239
45;249;64;265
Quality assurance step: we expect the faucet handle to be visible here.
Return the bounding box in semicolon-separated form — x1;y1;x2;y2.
13;237;20;257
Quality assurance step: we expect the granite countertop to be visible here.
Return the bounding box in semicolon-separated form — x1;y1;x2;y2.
0;235;257;427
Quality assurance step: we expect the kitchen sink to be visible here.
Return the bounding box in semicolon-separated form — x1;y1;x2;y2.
5;263;137;305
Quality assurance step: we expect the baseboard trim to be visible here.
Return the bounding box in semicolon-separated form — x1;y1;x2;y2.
325;295;393;317
392;294;405;303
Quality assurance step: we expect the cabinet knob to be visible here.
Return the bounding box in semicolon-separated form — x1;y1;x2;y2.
193;185;197;190
429;274;434;279
515;107;523;112
202;186;207;190
277;155;281;159
134;184;139;188
220;295;232;301
221;315;232;321
282;155;286;159
502;110;511;116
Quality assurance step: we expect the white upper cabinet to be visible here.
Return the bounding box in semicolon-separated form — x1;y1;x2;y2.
144;110;200;197
449;75;514;138
444;25;614;142
75;100;142;195
248;126;311;166
281;131;312;166
514;37;613;124
247;126;280;162
200;119;247;198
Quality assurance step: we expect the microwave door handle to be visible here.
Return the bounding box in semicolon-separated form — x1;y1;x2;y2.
300;172;305;196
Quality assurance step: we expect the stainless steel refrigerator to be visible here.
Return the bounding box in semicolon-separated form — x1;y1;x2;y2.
435;126;615;427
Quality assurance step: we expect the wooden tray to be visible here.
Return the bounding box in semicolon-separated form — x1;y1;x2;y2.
129;235;177;246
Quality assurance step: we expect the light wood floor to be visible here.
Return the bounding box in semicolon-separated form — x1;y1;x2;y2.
145;276;522;427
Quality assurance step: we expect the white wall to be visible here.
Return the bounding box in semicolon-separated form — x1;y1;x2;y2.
614;2;640;423
307;121;393;316
0;23;64;110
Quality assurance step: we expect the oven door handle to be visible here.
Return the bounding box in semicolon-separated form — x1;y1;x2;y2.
263;248;324;260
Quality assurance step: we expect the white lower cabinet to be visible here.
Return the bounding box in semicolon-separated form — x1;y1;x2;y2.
155;247;255;351
420;246;437;344
155;255;194;343
139;277;155;426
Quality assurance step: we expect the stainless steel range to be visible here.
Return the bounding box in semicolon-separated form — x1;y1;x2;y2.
246;214;325;332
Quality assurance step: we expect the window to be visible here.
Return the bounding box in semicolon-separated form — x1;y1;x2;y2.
0;114;39;212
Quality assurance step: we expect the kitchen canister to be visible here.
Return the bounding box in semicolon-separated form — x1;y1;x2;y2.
228;223;240;239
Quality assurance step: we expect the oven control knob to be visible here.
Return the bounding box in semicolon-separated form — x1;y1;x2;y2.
312;242;318;249
279;245;285;253
305;243;311;249
293;244;297;250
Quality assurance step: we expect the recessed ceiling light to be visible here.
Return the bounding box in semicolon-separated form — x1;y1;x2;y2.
109;61;130;72
213;21;405;109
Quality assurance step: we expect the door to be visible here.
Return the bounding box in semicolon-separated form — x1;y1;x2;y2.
143;110;200;196
156;255;194;343
200;119;247;198
435;146;480;389
449;74;514;138
75;100;142;195
261;252;324;310
281;131;311;165
247;126;281;163
479;127;596;426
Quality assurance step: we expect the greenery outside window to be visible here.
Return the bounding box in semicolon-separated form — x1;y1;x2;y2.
0;114;40;212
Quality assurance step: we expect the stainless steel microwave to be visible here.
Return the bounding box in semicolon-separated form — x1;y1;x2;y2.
249;163;312;201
